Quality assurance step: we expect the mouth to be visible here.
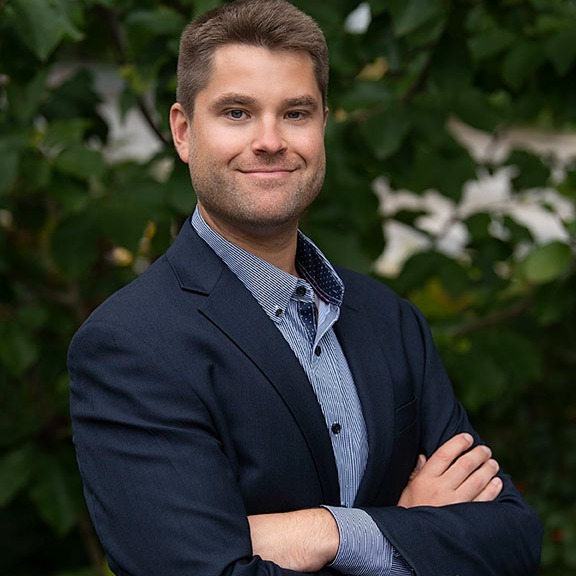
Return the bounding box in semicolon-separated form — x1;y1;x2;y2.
238;168;297;179
239;167;296;173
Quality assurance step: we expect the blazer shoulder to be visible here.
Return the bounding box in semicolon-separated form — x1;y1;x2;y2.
73;220;226;335
336;266;408;310
336;265;430;336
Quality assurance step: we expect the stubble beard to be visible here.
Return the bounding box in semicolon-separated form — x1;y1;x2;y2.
189;154;325;238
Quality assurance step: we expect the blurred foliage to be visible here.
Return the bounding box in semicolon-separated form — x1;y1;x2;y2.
0;0;575;574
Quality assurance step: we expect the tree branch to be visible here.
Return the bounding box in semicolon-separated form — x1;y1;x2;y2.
98;5;172;148
446;296;534;338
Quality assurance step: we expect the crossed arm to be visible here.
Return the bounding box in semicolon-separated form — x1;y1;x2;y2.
248;433;503;572
70;307;541;575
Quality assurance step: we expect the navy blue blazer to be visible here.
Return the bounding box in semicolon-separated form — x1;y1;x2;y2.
68;220;542;575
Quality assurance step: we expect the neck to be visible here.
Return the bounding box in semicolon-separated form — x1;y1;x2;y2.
199;208;299;275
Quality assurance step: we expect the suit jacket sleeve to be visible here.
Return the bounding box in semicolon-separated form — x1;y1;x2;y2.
351;287;542;576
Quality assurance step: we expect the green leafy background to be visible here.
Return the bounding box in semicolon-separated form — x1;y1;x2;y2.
1;0;575;574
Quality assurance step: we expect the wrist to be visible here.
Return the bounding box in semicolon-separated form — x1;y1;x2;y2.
313;507;340;565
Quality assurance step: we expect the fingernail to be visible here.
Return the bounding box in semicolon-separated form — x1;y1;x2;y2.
463;433;473;444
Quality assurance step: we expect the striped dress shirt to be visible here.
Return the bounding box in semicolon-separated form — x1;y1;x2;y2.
192;208;412;575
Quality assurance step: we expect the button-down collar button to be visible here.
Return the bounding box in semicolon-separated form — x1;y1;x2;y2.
331;422;342;435
295;285;306;296
314;345;322;356
275;307;284;317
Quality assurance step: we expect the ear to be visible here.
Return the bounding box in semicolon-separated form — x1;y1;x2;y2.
169;103;191;163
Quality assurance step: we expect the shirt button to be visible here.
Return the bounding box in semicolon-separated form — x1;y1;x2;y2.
275;307;284;317
295;286;306;296
314;345;321;356
331;422;342;435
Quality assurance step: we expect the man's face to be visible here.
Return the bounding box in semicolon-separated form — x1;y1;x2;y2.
170;44;328;243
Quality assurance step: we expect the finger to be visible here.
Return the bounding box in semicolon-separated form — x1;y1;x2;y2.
473;476;503;503
454;457;500;501
421;433;475;477
446;445;494;487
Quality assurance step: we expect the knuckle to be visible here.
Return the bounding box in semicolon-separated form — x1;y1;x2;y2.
454;453;478;475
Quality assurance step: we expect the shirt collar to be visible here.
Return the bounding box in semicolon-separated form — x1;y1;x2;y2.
190;207;344;322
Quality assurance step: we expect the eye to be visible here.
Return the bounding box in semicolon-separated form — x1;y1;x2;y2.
285;110;306;120
226;109;248;120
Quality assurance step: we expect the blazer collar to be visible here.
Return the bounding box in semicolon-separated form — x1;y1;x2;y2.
166;220;341;505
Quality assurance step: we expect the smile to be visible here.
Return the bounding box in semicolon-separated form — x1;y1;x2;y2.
239;169;296;178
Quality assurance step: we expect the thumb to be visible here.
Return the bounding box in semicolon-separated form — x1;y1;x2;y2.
409;454;427;480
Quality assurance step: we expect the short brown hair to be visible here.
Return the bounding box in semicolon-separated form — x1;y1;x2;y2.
176;0;329;114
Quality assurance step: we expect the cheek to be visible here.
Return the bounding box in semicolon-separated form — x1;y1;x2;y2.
190;120;243;162
303;137;326;164
289;127;325;157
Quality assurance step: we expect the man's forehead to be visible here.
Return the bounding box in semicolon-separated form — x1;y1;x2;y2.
197;44;323;105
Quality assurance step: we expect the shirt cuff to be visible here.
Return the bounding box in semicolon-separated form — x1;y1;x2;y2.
323;506;413;576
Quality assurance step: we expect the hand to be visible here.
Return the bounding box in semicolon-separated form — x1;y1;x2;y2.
248;508;339;572
398;433;503;508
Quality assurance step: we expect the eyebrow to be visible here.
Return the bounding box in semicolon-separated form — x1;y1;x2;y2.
209;93;320;111
210;93;258;110
283;96;319;109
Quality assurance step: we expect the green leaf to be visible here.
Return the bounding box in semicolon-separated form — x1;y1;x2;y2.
452;350;508;411
96;172;168;249
0;445;37;505
388;0;445;37
429;37;473;94
360;102;412;159
557;169;576;201
0;152;18;196
410;140;476;200
448;330;542;410
0;133;28;196
338;80;394;112
452;88;501;132
51;210;100;279
6;68;50;124
166;164;197;215
465;213;492;241
501;41;544;90
29;453;83;535
193;0;224;15
507;150;551;191
546;28;576;76
10;0;82;61
313;227;375;274
42;68;104;127
468;27;515;61
567;218;576;238
54;145;107;181
0;322;39;377
502;215;534;244
43;119;90;150
126;7;185;37
520;242;573;284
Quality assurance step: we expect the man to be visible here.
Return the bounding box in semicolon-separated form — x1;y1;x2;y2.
68;1;542;574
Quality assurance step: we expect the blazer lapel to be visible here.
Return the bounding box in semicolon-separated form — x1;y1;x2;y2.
334;300;397;507
166;222;341;506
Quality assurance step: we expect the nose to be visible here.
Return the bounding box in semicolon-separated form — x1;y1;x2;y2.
251;117;287;156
